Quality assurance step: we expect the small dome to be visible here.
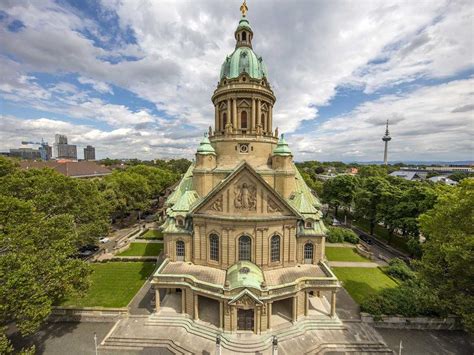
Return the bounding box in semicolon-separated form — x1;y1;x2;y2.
273;134;292;156
220;47;268;80
196;134;216;155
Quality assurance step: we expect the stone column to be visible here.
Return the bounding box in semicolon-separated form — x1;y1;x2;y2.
232;98;237;129
219;301;224;330
269;105;273;135
181;288;186;314
292;296;297;323
255;307;261;334
194;294;199;320
267;302;272;330
155;288;160;312
214;104;219;132
227;99;231;128
251;98;256;132
331;290;337;318
305;291;309;316
257;99;261;128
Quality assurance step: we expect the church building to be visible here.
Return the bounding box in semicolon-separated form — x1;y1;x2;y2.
152;2;340;335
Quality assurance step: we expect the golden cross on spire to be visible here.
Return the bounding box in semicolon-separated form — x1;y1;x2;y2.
240;0;248;17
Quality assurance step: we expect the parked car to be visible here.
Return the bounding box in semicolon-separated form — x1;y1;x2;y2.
99;237;110;243
79;244;99;252
359;234;373;245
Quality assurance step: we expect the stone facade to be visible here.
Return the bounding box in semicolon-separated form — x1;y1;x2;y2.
152;6;340;335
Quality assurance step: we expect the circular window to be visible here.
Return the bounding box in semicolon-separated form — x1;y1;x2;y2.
239;266;250;274
242;77;246;82
239;144;249;153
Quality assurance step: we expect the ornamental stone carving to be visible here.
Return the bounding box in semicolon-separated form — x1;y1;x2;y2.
211;195;223;211
267;198;281;213
234;182;257;210
237;294;254;306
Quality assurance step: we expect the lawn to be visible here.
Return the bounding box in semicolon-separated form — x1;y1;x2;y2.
139;229;163;240
332;267;398;304
61;262;155;308
118;242;163;256
325;247;369;262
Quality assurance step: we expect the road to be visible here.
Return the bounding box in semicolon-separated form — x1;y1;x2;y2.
351;226;408;262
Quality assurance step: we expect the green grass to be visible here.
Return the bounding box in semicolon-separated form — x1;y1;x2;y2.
118;242;163;256
332;267;398;304
325;247;369;262
139;229;163;240
61;262;155;308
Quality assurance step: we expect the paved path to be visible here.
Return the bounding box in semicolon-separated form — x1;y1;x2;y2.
325;242;354;248
328;261;379;268
131;239;163;244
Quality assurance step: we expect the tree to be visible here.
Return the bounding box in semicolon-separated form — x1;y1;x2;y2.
321;175;358;218
448;171;473;182
0;196;91;352
0;167;110;246
354;176;390;235
357;165;389;178
417;178;474;332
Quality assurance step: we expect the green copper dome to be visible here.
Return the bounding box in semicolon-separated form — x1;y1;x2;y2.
220;16;268;80
196;134;216;155
220;47;268;80
273;134;292;156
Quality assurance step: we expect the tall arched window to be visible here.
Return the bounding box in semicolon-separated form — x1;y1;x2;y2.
242;31;247;41
241;111;248;129
223;112;228;127
271;235;280;262
304;243;313;264
209;234;219;262
261;113;266;130
176;240;185;261
239;235;251;261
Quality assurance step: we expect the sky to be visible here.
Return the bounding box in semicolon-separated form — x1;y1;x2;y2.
0;0;473;162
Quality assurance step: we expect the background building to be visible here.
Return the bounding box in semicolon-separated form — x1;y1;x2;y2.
9;148;41;160
84;145;96;160
53;134;77;160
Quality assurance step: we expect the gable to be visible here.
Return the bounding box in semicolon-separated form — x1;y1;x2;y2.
192;162;301;219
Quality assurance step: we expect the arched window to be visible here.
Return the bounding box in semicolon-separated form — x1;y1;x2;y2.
209;234;219;262
242;31;247;41
304;243;313;264
261;113;266;130
239;235;251;261
241;111;248;129
176;240;185;261
223;112;227;126
270;235;280;262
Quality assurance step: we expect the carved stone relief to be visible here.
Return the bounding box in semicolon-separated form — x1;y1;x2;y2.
267;198;282;213
210;195;223;212
237;294;255;306
234;182;257;210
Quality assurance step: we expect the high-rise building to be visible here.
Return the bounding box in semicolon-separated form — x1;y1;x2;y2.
53;134;77;160
382;120;391;165
83;145;96;161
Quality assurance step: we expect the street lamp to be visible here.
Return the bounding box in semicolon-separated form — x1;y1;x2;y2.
272;335;278;355
215;334;221;355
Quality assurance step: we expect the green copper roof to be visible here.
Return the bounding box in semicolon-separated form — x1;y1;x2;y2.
226;261;264;291
273;134;292;156
196;134;216;155
220;46;268;79
171;190;200;214
165;163;195;207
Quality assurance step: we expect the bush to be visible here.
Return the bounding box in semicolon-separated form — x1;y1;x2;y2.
407;238;423;258
385;258;416;281
361;280;441;318
327;227;359;244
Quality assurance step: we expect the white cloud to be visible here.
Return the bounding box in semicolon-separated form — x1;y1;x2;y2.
291;78;474;162
78;76;113;94
0;0;473;160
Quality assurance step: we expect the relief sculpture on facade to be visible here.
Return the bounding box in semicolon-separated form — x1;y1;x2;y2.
267;198;282;213
234;182;257;210
210;194;223;211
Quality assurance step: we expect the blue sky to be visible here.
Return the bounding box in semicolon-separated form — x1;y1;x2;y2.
0;0;473;161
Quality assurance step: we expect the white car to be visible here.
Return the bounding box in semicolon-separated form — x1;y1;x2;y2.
99;237;110;243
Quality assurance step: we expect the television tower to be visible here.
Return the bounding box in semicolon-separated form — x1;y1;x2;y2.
382;120;391;165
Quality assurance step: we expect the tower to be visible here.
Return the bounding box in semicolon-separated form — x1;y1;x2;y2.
151;1;339;337
382;120;391;165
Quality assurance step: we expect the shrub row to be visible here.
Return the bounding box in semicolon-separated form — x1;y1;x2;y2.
385;258;416;281
327;227;359;244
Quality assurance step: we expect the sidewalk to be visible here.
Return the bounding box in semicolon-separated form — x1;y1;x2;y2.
328;261;379;268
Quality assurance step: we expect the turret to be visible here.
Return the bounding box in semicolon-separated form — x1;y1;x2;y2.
193;134;216;196
272;134;295;198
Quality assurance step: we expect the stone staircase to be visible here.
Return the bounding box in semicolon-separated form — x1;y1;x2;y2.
100;314;392;354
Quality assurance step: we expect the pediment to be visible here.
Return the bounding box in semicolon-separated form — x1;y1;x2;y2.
237;99;251;108
191;162;301;218
228;289;262;305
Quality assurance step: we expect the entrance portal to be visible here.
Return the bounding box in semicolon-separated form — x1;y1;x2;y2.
237;309;254;331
